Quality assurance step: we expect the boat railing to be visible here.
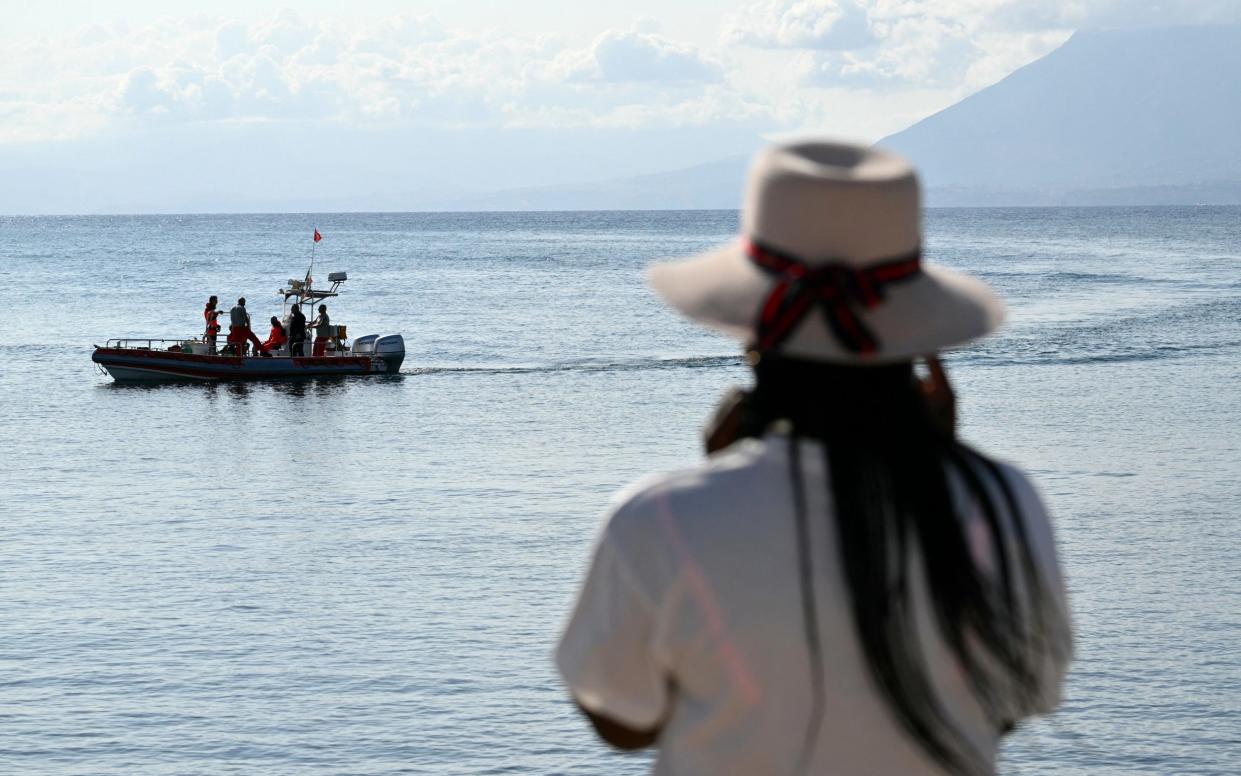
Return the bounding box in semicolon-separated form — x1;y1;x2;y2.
104;338;197;350
102;337;359;357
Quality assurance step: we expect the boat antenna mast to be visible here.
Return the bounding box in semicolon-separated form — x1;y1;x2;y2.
306;227;322;288
280;229;344;317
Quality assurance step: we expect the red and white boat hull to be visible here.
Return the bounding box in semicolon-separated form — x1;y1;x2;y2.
93;340;405;382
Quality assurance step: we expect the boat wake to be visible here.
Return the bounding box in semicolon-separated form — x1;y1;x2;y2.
409;354;743;377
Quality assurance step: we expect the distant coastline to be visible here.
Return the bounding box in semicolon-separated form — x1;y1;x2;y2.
923;183;1241;208
7;203;1241;218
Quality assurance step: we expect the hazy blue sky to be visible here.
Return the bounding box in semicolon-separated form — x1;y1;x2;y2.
4;1;1239;213
9;0;1238;147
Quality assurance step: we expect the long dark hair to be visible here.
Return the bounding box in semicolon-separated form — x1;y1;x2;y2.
747;355;1066;776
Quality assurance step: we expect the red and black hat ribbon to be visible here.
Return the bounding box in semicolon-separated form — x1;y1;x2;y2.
745;237;922;356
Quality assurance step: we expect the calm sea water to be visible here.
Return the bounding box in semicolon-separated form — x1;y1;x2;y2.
1;208;1238;775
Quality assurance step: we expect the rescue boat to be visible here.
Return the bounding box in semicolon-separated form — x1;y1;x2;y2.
92;270;405;383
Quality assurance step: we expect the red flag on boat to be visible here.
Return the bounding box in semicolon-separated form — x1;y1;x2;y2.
313;229;322;242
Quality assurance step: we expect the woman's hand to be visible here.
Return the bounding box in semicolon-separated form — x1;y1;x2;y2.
918;355;956;436
703;387;751;454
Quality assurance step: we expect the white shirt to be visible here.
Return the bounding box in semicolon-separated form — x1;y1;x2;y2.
557;433;1071;776
314;311;331;337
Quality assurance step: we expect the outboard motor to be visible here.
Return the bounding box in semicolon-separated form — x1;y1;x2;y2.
352;334;379;354
374;334;405;373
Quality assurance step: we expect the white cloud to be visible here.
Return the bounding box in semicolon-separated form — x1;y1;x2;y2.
0;14;749;143
1043;0;1241;28
801;11;982;87
118;67;167;114
216;22;250;60
3;2;1238;145
721;1;1076;91
722;0;876;50
549;28;723;83
722;0;1241;93
251;10;318;56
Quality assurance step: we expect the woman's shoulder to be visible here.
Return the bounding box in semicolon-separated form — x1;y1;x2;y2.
603;438;782;537
591;439;781;596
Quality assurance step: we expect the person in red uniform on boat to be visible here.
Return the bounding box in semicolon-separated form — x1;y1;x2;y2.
262;316;288;353
203;295;222;354
226;297;271;357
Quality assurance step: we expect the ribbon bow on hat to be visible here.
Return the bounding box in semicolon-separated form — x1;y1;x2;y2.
745;238;922;356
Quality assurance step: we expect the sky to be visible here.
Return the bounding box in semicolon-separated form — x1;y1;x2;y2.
3;0;1239;211
13;0;1239;145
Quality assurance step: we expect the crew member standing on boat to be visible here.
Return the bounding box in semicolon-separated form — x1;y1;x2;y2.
288;304;307;357
311;304;331;357
203;296;222;354
227;297;270;357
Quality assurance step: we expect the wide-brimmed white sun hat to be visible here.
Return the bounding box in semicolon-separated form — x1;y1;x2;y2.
648;141;1004;364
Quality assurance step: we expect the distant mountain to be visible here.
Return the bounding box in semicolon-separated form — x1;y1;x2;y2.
0;124;762;215
454;25;1241;210
880;25;1241;205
